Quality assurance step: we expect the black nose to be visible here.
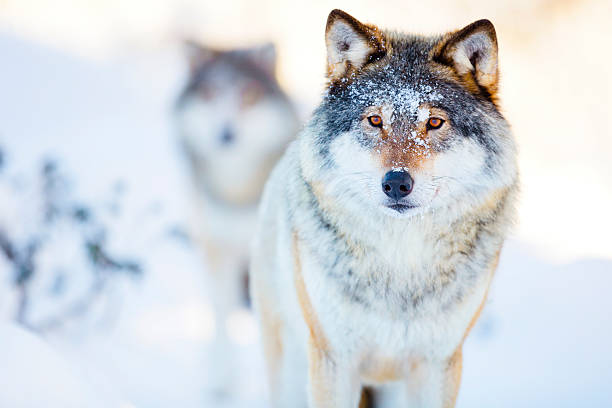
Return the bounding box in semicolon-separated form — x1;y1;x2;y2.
220;127;234;145
382;171;414;200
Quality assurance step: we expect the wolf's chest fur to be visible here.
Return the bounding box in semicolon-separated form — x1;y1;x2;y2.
293;174;505;360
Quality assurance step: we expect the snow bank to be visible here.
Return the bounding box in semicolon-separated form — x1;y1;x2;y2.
0;323;123;408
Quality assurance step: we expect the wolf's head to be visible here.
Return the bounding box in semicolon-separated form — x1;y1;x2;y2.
175;42;298;205
303;10;517;220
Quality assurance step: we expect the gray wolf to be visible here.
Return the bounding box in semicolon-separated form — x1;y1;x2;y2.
250;9;518;408
174;41;298;393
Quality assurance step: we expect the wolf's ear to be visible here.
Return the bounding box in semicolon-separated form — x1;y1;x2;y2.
184;40;217;73
434;19;499;98
325;9;386;80
242;43;277;78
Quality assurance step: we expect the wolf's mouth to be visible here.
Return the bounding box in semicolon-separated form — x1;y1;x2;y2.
386;203;418;213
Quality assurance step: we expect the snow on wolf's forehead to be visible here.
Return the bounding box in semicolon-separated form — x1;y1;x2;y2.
327;66;443;121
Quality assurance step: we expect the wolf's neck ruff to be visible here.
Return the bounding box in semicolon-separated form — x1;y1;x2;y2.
186;145;285;209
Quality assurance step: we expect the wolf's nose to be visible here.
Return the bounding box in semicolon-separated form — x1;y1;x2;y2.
220;127;234;145
382;171;413;200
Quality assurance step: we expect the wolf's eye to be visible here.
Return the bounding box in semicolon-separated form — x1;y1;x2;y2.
427;117;444;130
368;115;383;128
241;83;263;108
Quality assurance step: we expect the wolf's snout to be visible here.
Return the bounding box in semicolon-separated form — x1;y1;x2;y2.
382;171;413;200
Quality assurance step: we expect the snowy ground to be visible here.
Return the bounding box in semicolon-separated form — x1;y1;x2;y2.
0;29;611;408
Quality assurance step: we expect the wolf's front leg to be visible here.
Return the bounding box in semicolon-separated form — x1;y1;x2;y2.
405;348;463;408
206;253;247;396
307;342;361;408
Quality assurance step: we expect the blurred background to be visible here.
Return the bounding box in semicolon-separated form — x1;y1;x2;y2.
0;0;611;407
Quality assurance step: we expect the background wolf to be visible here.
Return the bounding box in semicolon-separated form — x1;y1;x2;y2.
251;9;518;408
174;42;298;393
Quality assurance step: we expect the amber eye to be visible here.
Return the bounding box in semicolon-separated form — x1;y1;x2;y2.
368;115;383;128
427;117;445;130
241;83;263;108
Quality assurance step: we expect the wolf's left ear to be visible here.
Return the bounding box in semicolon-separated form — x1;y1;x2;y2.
434;20;499;98
325;9;386;81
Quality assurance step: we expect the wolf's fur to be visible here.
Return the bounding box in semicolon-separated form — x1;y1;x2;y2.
251;10;518;408
174;41;298;392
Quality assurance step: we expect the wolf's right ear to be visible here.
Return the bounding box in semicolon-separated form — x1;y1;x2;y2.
184;40;217;73
242;43;277;78
325;9;386;81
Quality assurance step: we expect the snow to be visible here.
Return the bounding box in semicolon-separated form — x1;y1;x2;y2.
417;107;430;122
460;241;612;407
0;28;611;408
340;70;443;119
0;323;122;408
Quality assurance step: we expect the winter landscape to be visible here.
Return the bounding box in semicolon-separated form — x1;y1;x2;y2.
1;0;611;407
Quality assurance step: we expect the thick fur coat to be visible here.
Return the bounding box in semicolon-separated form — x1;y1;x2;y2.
251;9;518;408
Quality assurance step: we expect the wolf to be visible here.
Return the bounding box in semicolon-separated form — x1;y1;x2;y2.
174;41;298;393
250;9;518;408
